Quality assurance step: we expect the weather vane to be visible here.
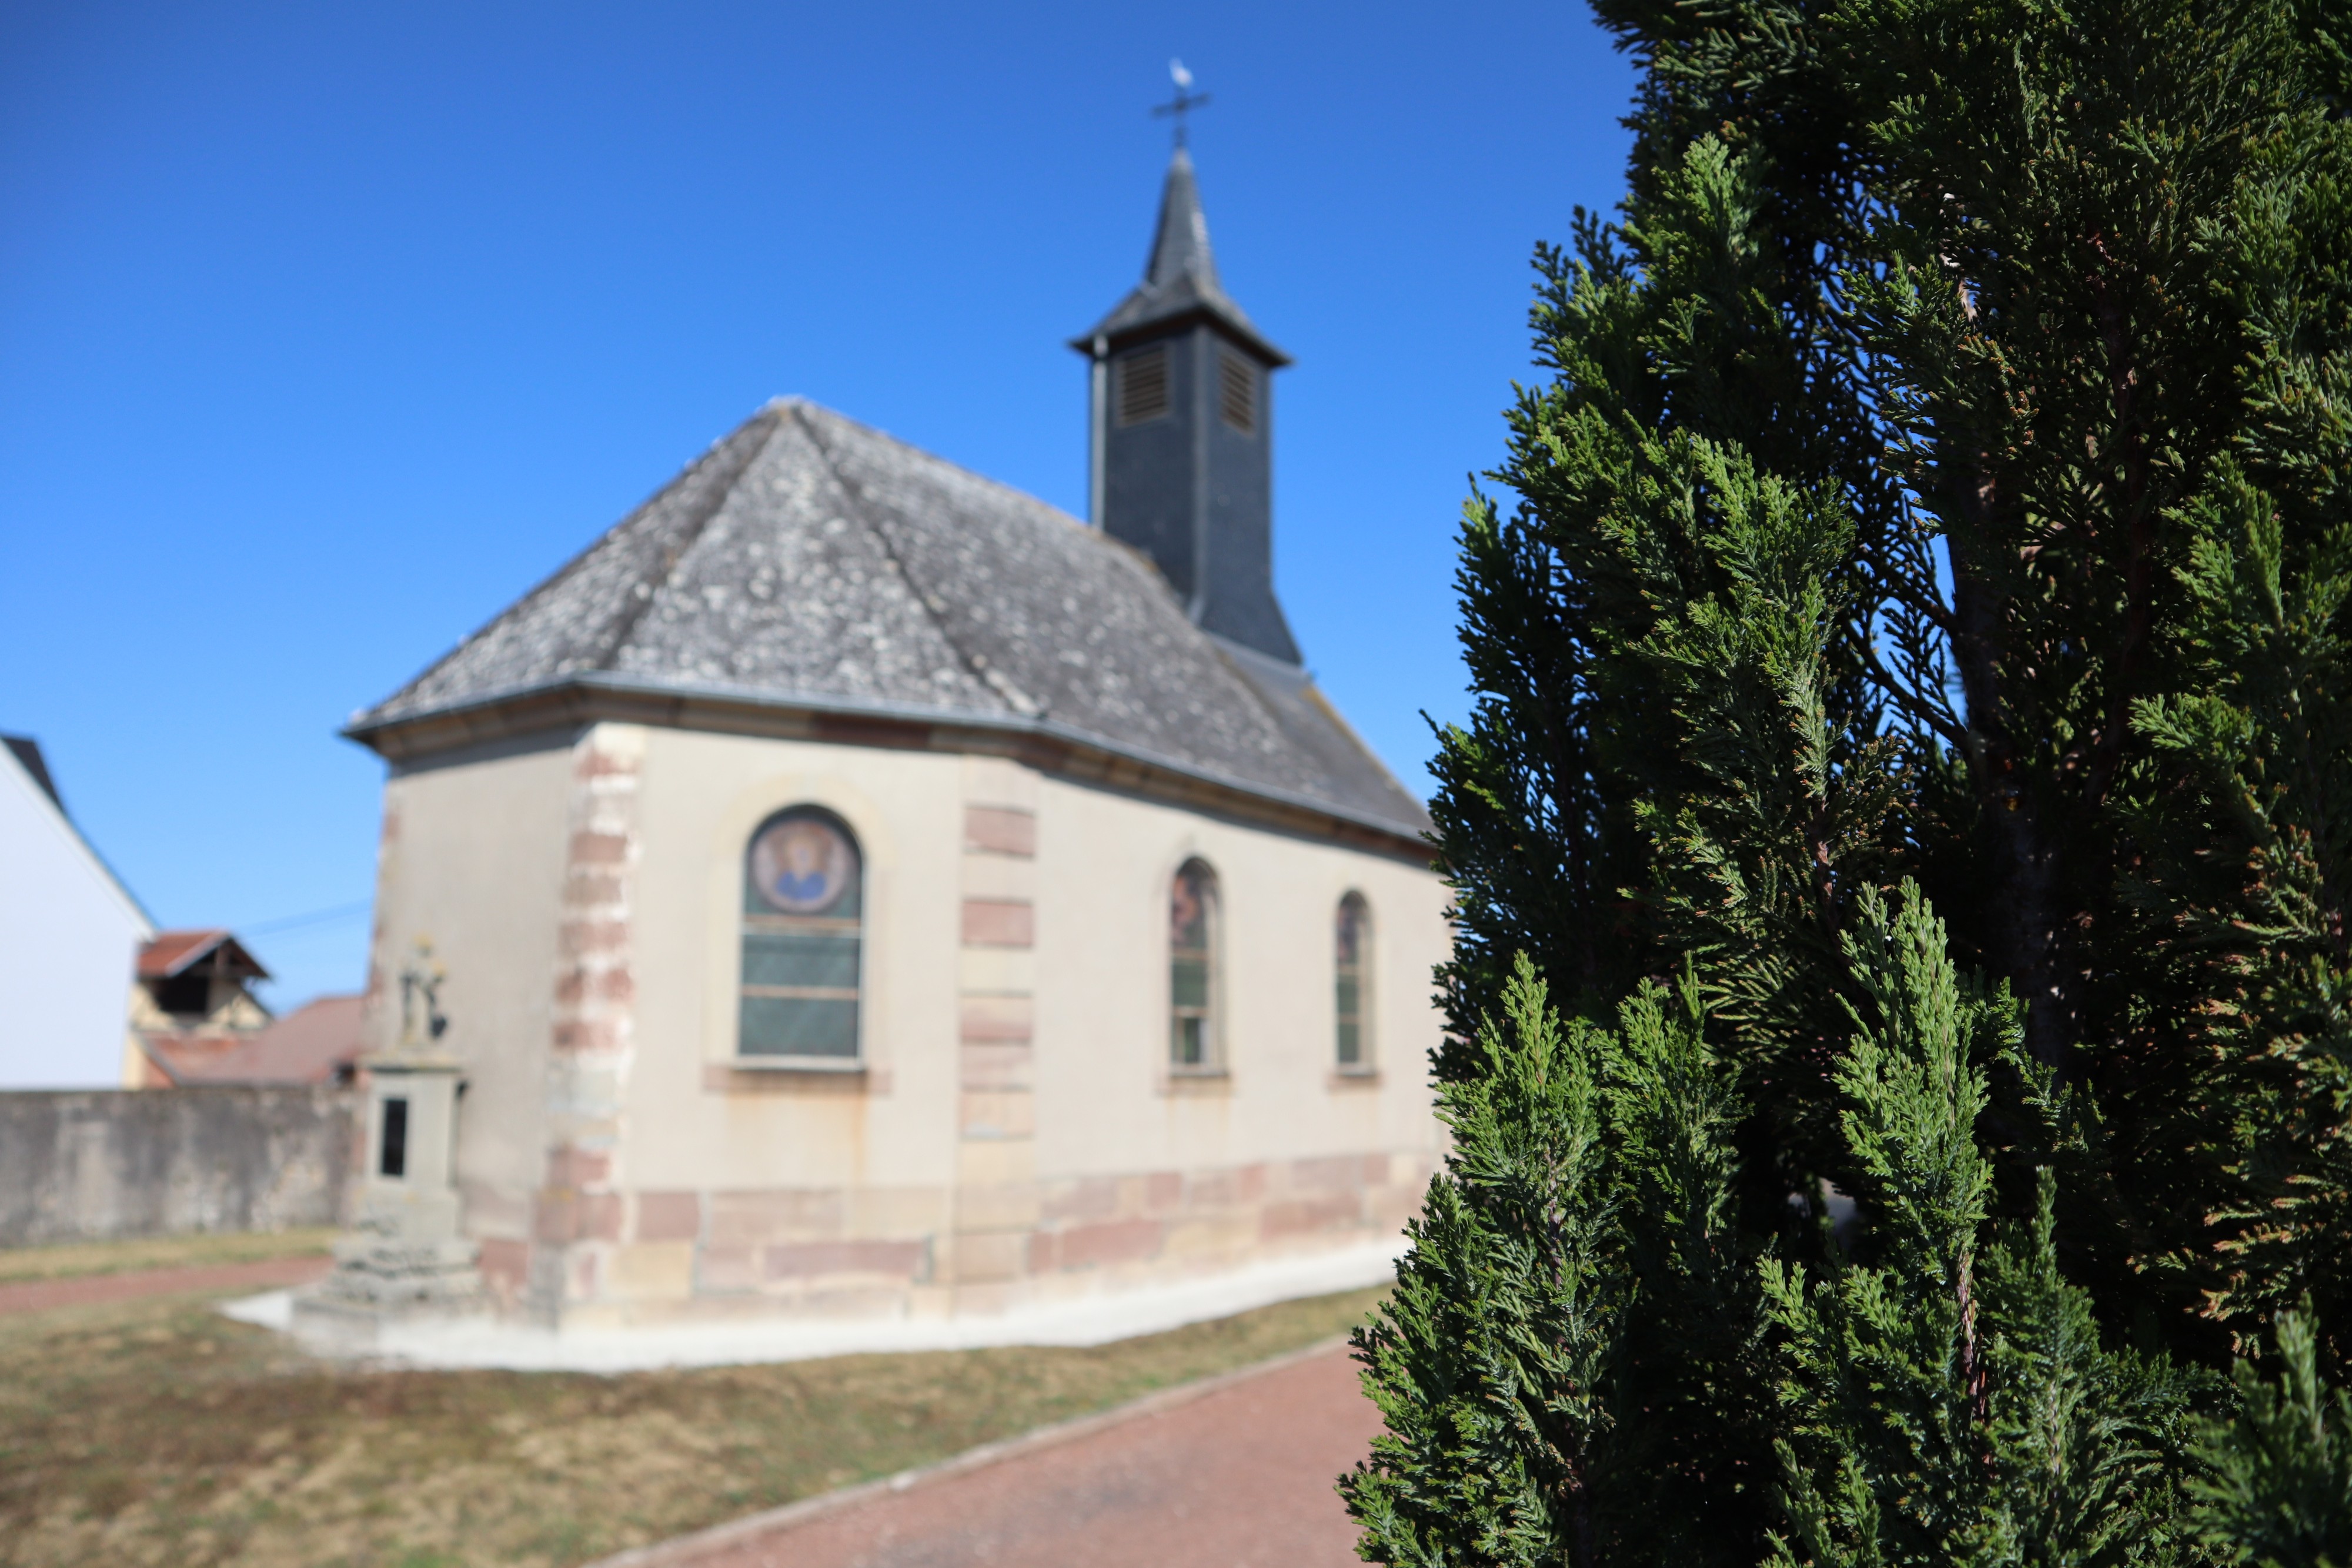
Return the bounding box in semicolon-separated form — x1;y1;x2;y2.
1152;58;1210;148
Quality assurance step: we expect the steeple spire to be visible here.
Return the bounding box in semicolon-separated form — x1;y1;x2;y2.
1145;148;1221;295
1074;148;1289;373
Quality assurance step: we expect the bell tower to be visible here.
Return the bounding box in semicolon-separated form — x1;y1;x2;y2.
1073;148;1300;665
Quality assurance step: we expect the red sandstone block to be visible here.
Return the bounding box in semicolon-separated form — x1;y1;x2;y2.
964;805;1037;857
570;830;630;864
637;1191;701;1242
1058;1217;1163;1269
545;1146;611;1187
478;1238;529;1295
1262;1192;1362;1241
551;1018;623;1053
1026;1229;1060;1273
1363;1153;1392;1186
763;1239;926;1282
577;748;639;778
555;965;634;1007
959;995;1033;1042
581;1192;624;1241
707;1188;846;1246
533;1192;579;1242
961;898;1034;948
1145;1171;1184;1212
1042;1175;1120;1223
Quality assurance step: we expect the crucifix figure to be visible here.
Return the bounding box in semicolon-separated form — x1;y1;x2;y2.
1151;58;1211;147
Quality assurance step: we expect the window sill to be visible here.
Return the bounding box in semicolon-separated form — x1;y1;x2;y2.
1327;1067;1382;1089
703;1061;889;1096
1160;1068;1232;1097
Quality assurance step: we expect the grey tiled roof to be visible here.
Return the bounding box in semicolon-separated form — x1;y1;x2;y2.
354;400;1426;839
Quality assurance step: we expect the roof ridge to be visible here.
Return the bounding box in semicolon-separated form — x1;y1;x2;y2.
582;411;786;672
788;404;1039;718
364;409;785;716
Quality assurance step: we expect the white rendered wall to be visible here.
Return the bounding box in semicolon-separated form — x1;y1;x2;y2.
0;746;151;1088
369;735;577;1234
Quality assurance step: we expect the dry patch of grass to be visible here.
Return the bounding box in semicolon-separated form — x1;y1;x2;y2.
0;1229;336;1286
0;1277;1384;1568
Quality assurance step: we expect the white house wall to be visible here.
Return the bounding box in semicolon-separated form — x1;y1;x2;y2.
0;745;150;1089
370;735;576;1252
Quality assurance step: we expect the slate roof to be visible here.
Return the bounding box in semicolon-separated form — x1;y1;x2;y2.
1073;148;1289;366
351;400;1426;841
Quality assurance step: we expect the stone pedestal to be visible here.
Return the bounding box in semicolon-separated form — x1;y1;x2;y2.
293;1054;483;1351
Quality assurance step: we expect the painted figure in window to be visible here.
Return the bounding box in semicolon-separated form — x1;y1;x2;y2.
739;809;863;1059
1335;892;1369;1068
1170;860;1215;1068
750;814;856;914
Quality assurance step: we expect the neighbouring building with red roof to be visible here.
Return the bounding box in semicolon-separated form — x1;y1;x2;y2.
132;991;368;1089
124;931;368;1089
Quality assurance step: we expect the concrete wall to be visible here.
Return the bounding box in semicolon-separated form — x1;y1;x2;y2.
0;743;152;1089
0;1085;357;1246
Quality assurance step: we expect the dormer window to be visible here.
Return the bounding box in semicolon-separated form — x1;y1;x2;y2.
1116;345;1170;425
135;930;270;1026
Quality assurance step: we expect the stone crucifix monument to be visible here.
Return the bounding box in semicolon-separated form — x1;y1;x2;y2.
293;942;483;1350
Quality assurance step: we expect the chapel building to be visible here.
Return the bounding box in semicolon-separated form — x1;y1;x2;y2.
342;149;1448;1329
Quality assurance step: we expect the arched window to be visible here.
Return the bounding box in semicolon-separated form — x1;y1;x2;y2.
739;807;863;1061
1335;892;1372;1070
1170;859;1219;1069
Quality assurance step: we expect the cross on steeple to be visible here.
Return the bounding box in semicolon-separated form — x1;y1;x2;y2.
1151;58;1210;148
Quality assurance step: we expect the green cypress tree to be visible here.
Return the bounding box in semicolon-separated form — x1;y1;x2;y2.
1351;0;2352;1557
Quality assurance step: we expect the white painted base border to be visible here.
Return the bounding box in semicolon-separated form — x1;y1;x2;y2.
219;1238;1402;1373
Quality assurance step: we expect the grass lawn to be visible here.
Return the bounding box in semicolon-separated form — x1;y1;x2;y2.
0;1229;337;1286
0;1245;1385;1568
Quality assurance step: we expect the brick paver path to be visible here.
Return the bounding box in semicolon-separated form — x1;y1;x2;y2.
616;1341;1379;1568
0;1255;329;1316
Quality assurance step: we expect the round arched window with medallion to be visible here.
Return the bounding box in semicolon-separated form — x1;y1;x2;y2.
739;808;863;1060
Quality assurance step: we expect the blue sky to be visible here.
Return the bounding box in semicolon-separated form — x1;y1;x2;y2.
0;1;1635;1010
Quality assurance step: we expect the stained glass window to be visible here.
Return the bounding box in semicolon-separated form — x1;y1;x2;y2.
1170;859;1218;1069
1335;892;1371;1069
739;807;863;1060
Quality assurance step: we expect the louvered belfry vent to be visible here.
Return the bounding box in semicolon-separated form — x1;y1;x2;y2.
1116;345;1170;426
1217;349;1257;435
